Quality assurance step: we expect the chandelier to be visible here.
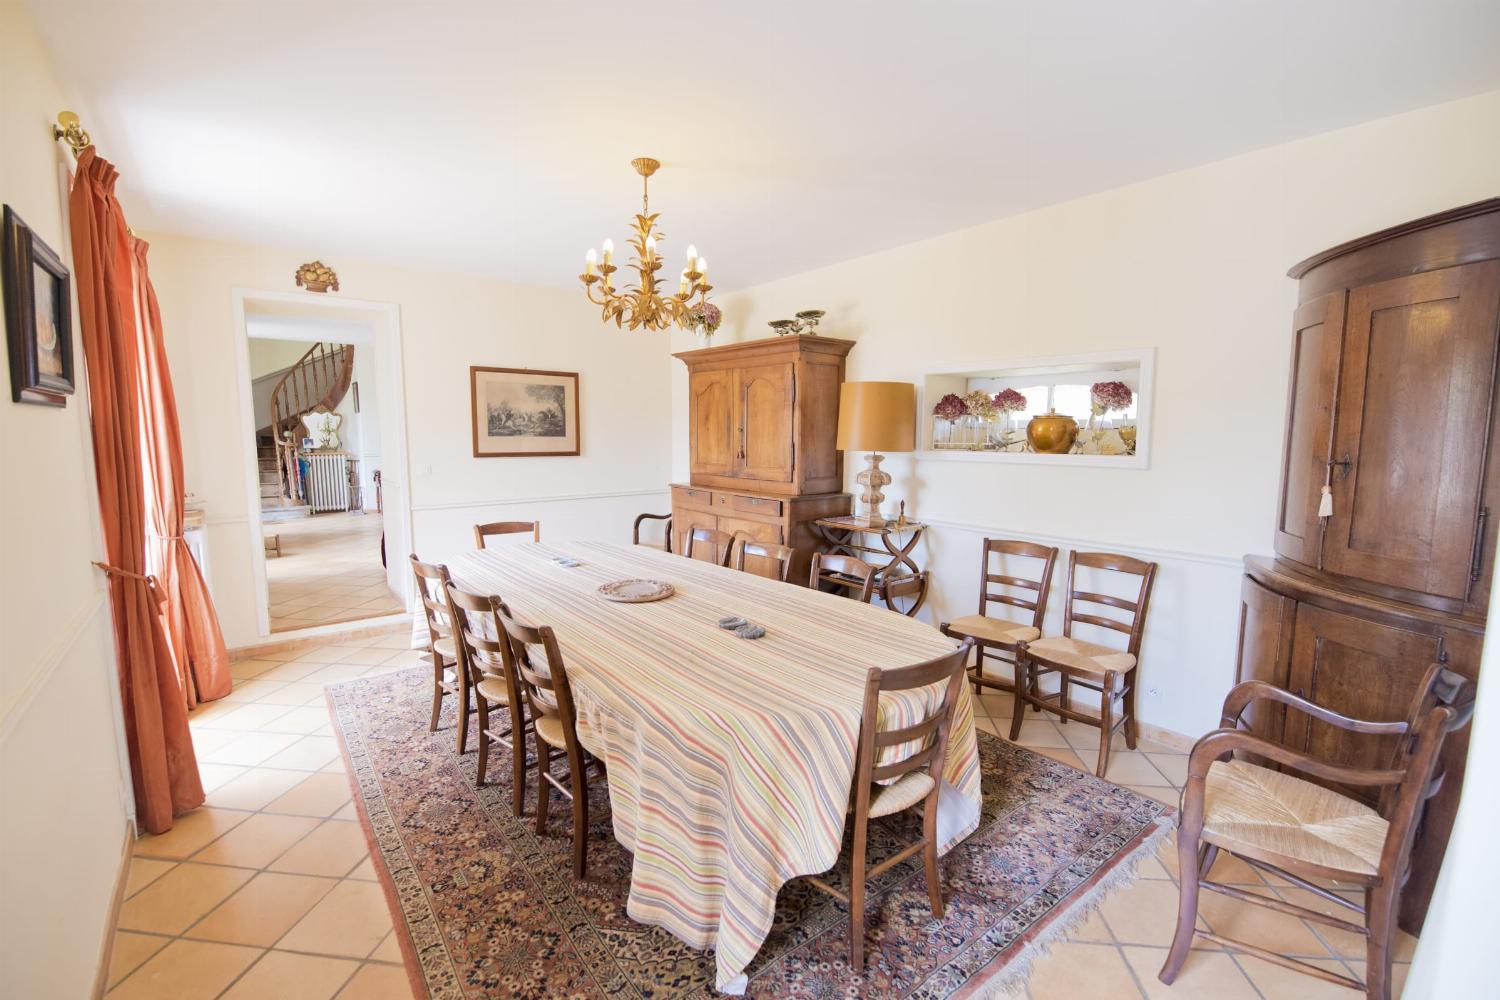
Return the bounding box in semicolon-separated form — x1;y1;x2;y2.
580;157;713;331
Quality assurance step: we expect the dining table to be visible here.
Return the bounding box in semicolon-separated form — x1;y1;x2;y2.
436;539;983;992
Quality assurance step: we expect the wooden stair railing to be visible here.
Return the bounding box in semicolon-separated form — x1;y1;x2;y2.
268;342;356;504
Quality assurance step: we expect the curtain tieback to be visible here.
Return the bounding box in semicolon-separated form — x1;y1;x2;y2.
92;560;168;605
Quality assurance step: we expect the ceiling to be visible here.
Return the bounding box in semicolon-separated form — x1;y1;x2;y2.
28;1;1500;292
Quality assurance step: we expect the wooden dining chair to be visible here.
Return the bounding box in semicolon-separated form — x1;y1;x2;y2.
1011;551;1156;778
940;539;1058;701
809;552;877;603
410;554;469;753
734;538;794;582
684;525;735;567
632;512;672;553
879;570;930;618
444;585;535;815
806;638;973;972
474;520;541;547
1160;664;1472;1000
497;606;605;878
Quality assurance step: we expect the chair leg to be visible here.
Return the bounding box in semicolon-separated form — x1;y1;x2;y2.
1158;827;1204;985
1096;681;1115;779
570;751;590;879
535;747;551;836
1365;884;1397;1000
849;815;868;973
511;711;529;818
475;698;490;787
456;677;471;755
922;790;944;919
1123;677;1139;750
1058;674;1070;724
1197;844;1219;880
1008;658;1027;741
428;668;443;732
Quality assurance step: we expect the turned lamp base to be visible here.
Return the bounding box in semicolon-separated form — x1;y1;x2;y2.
854;452;892;527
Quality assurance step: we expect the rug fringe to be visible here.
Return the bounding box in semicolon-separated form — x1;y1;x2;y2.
965;813;1175;999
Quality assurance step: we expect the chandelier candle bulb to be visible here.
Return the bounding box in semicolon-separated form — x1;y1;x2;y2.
585;249;597;276
602;239;614;265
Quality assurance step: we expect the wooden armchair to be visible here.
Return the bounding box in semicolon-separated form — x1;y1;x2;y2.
735;538;795;582
444;585;534;815
632;512;672;553
1160;664;1472;1000
474;520;540;547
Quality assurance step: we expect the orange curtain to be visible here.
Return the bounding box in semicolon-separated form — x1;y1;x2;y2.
131;237;233;708
70;148;204;833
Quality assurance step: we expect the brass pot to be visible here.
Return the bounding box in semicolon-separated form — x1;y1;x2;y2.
1026;410;1078;454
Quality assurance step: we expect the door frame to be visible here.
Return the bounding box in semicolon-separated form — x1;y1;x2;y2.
229;287;414;639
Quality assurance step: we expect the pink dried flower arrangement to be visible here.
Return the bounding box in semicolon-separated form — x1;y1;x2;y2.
963;390;998;420
1090;380;1133;414
932;392;968;420
685;302;722;334
993;388;1028;413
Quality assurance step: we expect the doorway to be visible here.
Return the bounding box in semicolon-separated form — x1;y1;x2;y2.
231;290;413;637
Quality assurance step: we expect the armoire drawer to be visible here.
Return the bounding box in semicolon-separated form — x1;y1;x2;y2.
725;494;783;518
673;485;715;512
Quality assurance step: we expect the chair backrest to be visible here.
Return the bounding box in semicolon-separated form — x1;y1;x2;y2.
408;554;452;648
1061;550;1157;657
978;538;1059;631
735;539;794;582
632;512;673;553
810;552;877;603
685;526;734;567
474;520;541;548
443;584;517;699
496;605;583;754
852;640;973;814
880;571;930;618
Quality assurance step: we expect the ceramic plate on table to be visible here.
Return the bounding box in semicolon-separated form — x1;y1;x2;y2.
597;579;674;603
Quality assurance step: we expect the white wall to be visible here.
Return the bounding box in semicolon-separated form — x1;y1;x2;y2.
703;89;1500;738
0;2;133;996
143;234;675;646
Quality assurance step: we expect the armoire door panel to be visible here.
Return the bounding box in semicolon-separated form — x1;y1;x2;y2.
689;369;736;478
1234;576;1295;751
1274;293;1345;567
1286;603;1441;802
1325;260;1500;599
800;358;843;486
736;362;795;483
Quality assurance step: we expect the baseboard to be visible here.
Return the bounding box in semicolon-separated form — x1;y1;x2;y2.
229;614;412;661
91;818;137;999
1138;721;1196;753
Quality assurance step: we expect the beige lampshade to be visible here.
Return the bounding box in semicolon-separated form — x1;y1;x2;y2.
836;381;916;453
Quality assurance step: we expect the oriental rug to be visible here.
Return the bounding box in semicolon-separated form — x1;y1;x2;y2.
327;668;1170;999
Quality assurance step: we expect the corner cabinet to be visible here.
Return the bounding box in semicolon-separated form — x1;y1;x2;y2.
678;334;853;497
673;334;854;583
1241;198;1500;934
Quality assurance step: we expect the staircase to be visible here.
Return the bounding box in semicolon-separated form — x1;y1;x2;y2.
260;341;356;518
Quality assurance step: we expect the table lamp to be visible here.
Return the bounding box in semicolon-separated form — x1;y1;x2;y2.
836;381;916;527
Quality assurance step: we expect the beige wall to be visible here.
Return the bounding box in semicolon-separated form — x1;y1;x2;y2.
143;233;676;646
0;2;133;997
704;89;1500;737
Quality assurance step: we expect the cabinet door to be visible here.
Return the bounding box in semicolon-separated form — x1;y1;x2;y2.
1285;603;1441;803
735;363;795;483
1274;294;1344;567
1324;261;1500;600
1234;577;1295;751
689;368;737;478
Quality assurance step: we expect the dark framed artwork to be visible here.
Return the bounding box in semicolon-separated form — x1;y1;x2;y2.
3;205;75;406
470;366;580;457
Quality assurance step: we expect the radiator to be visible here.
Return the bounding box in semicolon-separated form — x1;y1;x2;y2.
305;452;351;512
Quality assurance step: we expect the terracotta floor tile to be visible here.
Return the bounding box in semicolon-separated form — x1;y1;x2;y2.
1062;723;1131;752
1075;749;1174;786
347;857;378;880
1063;906;1113;944
279;880;393;958
300;663;371;686
1124;783;1178;807
196;761;250;793
262;704;340;735
223;678;289;703
192;812;321;868
1144;751;1188;785
219;949;360;1000
229;658;284;680
1009;719;1071;748
264;735;343;770
106;939;262;1000
368;931;403;963
117;862;255;935
332;647;395;665
320;755;350;774
190;729;241;758
1238;955;1368;998
1197;884;1333;958
210;702;299;732
207;766;313;811
1026;940;1143;999
258;681;330;706
261;659;339;682
268;819;368;877
185;871;340;947
1155;836;1267;885
265;772;355;818
123;856;176;898
105;931;169;988
200;730;304;767
378;650;426;668
1096;877;1210;949
335;962;417;999
1121;945;1261;999
135;807;252;860
1271;886;1416;961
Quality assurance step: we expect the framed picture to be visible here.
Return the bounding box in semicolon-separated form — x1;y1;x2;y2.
470;366;580;458
3;205;75;406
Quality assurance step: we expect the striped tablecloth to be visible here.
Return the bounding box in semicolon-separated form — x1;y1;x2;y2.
442;540;982;990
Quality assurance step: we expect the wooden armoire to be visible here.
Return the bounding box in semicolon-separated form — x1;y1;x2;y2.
1238;198;1500;931
671;334;854;582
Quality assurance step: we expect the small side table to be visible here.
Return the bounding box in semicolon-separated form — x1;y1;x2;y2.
811;515;928;600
